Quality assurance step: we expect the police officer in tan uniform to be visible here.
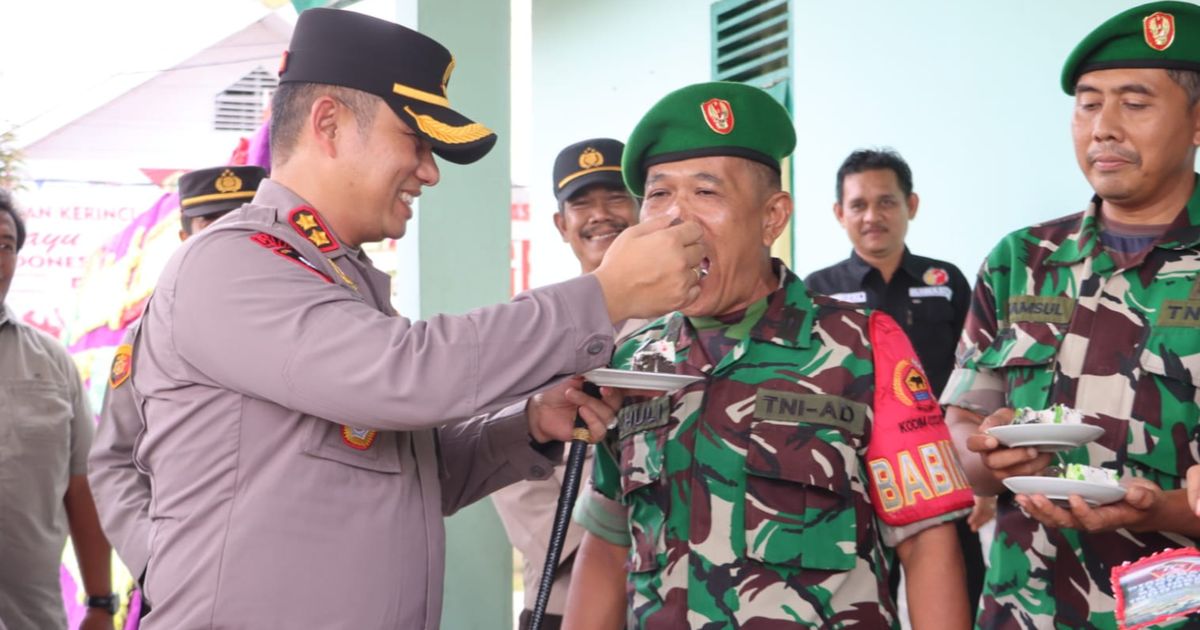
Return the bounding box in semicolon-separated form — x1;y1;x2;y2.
88;164;266;619
492;138;642;630
87;9;704;629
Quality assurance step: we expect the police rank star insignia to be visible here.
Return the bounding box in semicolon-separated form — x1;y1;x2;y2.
341;425;378;450
110;344;133;388
288;206;339;253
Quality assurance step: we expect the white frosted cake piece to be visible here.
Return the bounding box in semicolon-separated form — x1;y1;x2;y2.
1063;463;1120;486
1013;404;1084;426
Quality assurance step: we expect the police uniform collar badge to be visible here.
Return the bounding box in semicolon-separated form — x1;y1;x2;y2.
288;206;339;253
279;8;496;164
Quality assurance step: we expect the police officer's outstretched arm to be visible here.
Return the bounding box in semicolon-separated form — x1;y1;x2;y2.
166;221;685;434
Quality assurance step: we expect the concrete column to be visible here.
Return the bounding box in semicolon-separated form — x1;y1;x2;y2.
416;0;514;628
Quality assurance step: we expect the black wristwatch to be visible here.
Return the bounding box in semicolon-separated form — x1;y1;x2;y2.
86;593;118;615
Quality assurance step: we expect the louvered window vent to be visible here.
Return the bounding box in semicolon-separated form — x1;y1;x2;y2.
214;67;277;132
712;0;791;91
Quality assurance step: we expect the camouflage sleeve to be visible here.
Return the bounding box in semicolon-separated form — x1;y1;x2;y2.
866;312;975;526
572;477;631;547
573;436;630;545
939;260;1007;415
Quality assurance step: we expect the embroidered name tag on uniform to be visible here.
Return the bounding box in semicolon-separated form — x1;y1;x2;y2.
909;286;952;300
1008;296;1075;324
829;291;867;303
753;389;868;435
618;396;671;440
1157;300;1200;327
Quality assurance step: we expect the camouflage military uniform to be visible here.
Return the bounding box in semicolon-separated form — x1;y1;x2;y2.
942;188;1200;629
579;261;973;629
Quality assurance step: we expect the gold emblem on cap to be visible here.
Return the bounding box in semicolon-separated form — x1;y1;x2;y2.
214;169;243;194
1144;11;1176;51
578;147;604;169
701;98;735;135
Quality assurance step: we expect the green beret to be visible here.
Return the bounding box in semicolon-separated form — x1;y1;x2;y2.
1061;1;1200;94
622;82;795;196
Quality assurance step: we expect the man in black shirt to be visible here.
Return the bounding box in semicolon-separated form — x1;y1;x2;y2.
806;148;987;611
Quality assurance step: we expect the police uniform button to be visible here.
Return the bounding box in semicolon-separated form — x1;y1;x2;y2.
530;465;547;478
586;340;606;355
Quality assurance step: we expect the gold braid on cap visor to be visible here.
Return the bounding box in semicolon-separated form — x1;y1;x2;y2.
402;106;493;144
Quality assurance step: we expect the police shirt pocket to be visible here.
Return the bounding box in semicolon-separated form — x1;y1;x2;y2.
301;418;402;474
618;423;668;574
5;381;72;445
743;420;858;572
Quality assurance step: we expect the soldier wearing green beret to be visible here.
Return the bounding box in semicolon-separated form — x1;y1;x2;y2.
564;81;975;629
945;2;1200;628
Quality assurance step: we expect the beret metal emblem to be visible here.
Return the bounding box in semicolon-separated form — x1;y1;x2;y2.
1144;11;1176;51
701;98;735;135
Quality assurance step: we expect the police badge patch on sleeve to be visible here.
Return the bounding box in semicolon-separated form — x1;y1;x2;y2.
1112;547;1200;630
110;344;133;389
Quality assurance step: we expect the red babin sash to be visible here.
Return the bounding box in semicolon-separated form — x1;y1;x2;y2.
865;311;974;526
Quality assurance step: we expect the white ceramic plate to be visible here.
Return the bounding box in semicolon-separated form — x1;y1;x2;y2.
583;368;703;392
986;424;1106;452
1003;476;1127;506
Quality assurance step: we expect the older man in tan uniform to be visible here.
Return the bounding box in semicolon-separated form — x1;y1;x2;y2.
88;9;704;630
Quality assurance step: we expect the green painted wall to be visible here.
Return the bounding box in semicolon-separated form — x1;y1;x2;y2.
417;1;513;628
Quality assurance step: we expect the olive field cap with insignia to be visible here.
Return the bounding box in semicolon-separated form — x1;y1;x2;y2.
622;81;796;196
1061;1;1200;94
279;8;497;164
178;165;267;218
553;138;628;203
